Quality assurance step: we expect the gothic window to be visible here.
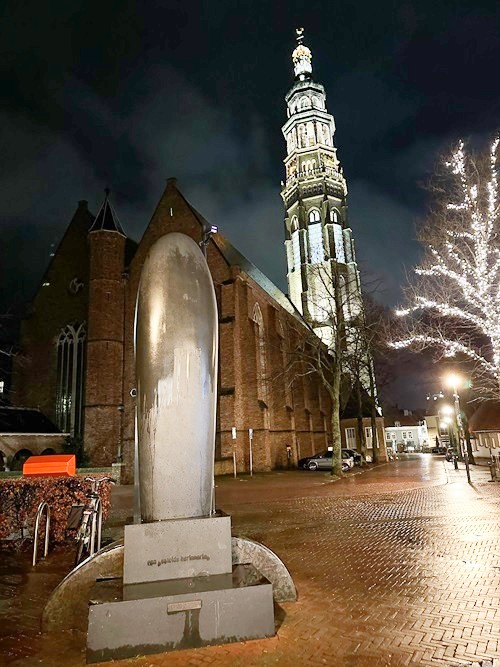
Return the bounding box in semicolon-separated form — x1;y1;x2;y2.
330;208;340;223
55;322;86;436
291;216;301;268
312;96;320;109
298;125;306;148
299;96;310;110
252;303;268;406
307;122;315;145
323;124;331;145
309;209;320;223
277;320;293;409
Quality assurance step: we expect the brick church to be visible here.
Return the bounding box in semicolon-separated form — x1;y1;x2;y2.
10;32;386;473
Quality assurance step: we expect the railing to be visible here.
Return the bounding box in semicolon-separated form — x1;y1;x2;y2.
490;454;500;482
284;166;345;188
32;501;50;566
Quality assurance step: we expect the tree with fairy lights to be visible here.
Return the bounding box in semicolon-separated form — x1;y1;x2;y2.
391;136;500;400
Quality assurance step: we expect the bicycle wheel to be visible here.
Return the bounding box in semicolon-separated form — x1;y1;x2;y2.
75;514;92;567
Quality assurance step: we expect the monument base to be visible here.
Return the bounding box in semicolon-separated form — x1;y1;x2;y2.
123;512;232;584
86;564;275;663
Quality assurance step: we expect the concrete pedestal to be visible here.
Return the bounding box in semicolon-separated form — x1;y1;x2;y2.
86;564;275;663
86;513;277;662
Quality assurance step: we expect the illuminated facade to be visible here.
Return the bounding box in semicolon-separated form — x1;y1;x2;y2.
281;30;362;347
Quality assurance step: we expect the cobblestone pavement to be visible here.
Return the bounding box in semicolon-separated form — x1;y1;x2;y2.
2;455;500;667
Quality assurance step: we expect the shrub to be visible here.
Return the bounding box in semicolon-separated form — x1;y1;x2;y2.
0;475;112;546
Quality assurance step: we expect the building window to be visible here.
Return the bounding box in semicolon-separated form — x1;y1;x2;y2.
345;427;356;446
386;432;391;441
307;122;315;145
300;96;310;110
55;322;86;436
330;209;340;223
308;210;323;264
0;380;4;394
252;304;268;406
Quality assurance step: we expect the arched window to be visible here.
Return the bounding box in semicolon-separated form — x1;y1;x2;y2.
323;124;331;145
291;216;301;269
252;303;268;405
298;125;306;148
330;208;340;223
307;122;315;146
55;322;86;435
277;320;293;408
308;210;324;264
300;96;310;110
311;96;320;109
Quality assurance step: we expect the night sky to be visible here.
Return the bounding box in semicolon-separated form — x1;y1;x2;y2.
1;0;499;403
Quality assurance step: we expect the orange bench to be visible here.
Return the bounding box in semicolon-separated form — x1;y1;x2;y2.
23;454;76;477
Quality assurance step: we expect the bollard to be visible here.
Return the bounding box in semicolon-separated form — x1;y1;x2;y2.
454;456;458;470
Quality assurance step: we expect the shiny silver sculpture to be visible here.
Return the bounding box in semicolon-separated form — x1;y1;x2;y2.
81;230;281;663
135;232;218;521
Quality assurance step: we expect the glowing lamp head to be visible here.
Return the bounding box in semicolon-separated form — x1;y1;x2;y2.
440;404;454;416
444;373;463;390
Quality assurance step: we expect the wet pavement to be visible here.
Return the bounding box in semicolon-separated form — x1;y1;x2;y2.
1;454;500;666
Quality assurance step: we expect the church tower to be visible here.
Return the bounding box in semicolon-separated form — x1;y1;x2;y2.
281;29;361;347
84;189;126;466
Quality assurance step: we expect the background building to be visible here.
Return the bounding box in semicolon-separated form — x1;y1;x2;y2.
11;181;335;476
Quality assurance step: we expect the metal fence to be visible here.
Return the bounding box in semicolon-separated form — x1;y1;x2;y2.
490;454;500;481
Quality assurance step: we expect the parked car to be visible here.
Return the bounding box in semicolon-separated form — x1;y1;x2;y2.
431;446;447;454
342;448;362;466
298;449;353;472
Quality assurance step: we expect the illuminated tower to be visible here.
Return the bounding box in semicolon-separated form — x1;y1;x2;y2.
281;29;361;347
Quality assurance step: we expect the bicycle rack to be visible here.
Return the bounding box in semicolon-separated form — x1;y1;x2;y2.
90;497;103;557
32;501;50;567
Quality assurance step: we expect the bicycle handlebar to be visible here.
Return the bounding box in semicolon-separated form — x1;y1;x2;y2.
84;476;116;485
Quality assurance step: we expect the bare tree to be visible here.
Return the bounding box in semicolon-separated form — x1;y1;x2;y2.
391;137;500;401
281;260;376;476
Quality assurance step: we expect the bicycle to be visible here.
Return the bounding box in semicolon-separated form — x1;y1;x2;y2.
70;476;115;567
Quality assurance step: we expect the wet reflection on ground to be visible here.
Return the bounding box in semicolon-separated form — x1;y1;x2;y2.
1;455;499;666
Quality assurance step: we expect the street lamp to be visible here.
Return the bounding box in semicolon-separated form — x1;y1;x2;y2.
444;373;471;484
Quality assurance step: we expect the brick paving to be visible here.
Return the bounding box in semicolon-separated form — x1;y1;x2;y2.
1;455;500;666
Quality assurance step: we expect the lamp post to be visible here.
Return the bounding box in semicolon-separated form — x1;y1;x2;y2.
445;374;471;484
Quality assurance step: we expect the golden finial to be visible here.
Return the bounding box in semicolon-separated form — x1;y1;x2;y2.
296;27;305;44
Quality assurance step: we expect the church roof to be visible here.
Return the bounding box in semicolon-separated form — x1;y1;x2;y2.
180;194;305;323
468;401;500;432
89;189;125;235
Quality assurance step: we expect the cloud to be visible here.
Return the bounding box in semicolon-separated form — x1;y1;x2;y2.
348;180;420;306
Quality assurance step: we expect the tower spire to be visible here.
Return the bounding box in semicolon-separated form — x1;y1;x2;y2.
89;188;125;235
292;27;312;80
